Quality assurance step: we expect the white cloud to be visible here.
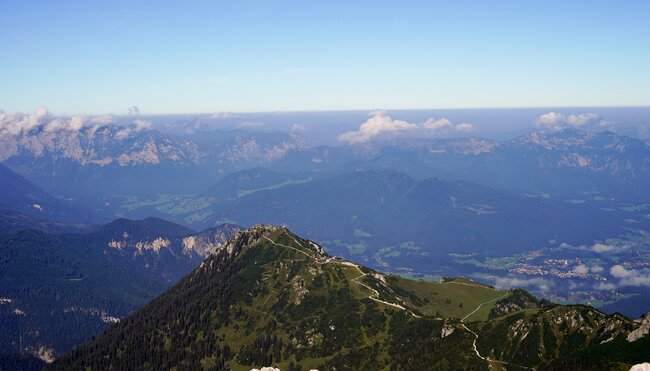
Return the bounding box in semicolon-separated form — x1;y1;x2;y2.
573;264;605;275
128;106;140;116
596;282;617;290
610;265;650;287
610;265;633;278
537;112;565;126
591;265;604;273
592;243;615;253
455;123;474;132
67;116;85;131
115;119;152;140
566;113;599;126
0;107;50;136
338;110;418;144
43;115;85;133
90;115;115;125
133;119;152;132
339;110;470;144
493;276;552;292
573;264;589;274
422;118;452;132
42;119;66;133
0;108;119;140
536;112;602;131
85;115;114;138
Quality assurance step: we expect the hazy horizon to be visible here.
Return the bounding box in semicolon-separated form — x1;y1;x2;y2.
4;106;650;146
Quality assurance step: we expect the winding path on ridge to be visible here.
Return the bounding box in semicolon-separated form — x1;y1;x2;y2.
261;234;535;370
262;235;420;317
460;293;537;371
462;292;509;322
339;261;422;318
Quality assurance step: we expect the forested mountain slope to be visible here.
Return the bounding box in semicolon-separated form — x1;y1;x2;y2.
50;226;650;370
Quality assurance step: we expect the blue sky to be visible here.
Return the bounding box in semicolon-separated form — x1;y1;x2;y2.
1;0;649;114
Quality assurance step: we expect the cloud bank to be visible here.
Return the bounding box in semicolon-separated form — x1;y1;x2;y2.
422;117;452;131
610;265;650;287
0;107;151;141
573;264;589;274
338;110;417;144
493;276;551;292
536;112;609;131
0;106;51;136
455;122;475;132
596;282;617;290
573;264;605;275
592;243;615;253
115;119;153;140
338;110;474;144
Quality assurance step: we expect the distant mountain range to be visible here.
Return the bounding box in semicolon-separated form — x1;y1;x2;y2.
3;118;649;204
0;217;239;362
272;129;650;201
48;226;650;370
0;115;304;199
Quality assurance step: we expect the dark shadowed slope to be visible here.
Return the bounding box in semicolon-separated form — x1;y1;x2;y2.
0;163;99;226
0;218;239;362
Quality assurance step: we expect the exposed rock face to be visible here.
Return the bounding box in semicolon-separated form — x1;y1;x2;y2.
135;237;171;254
182;224;241;257
489;288;548;319
219;135;305;163
63;307;120;324
107;236;172;255
35;346;56;364
0;109;201;166
441;322;455;338
478;303;637;366
511;129;650;173
628;313;650;342
0;114;306;172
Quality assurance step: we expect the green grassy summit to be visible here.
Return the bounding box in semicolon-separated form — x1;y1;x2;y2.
49;226;650;370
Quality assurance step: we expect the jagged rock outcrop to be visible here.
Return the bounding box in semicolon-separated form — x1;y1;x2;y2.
628;313;650;342
182;224;241;257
